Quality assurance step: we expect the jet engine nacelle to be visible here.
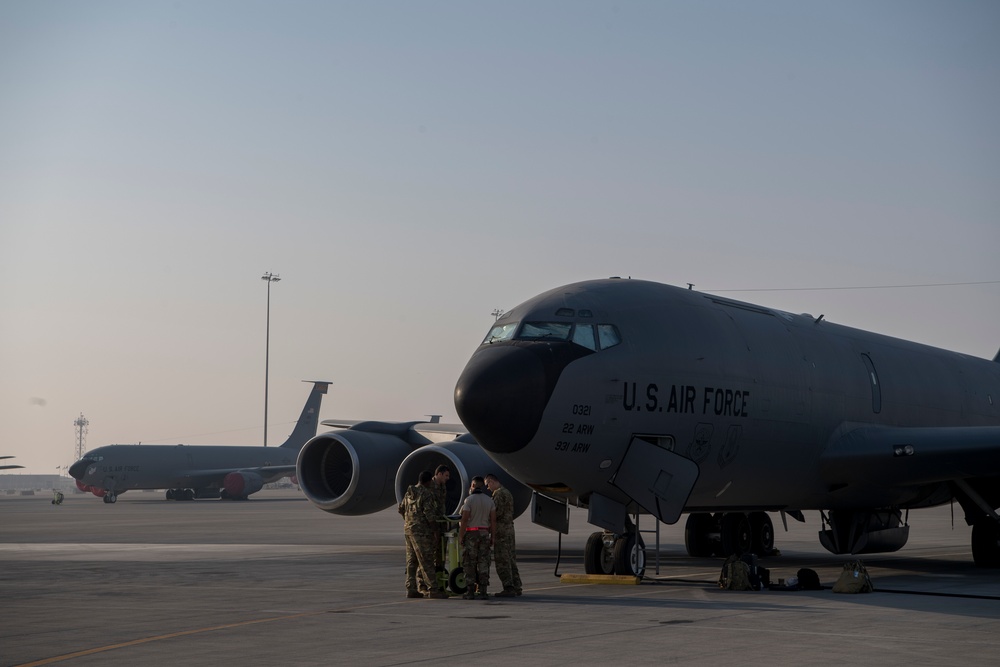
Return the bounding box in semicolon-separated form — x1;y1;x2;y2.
296;430;412;515
395;439;532;518
223;471;264;498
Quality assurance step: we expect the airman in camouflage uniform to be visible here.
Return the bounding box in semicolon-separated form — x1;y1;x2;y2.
486;473;522;597
402;470;447;599
459;476;496;600
431;464;451;579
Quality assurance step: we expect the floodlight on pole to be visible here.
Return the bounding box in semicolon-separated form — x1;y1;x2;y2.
261;272;281;446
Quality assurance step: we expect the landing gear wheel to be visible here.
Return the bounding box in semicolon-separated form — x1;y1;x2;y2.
166;489;174;500
720;513;751;556
448;567;468;594
972;518;1000;568
102;494;111;504
684;513;715;557
108;493;117;504
584;532;615;575
749;512;774;555
612;533;646;577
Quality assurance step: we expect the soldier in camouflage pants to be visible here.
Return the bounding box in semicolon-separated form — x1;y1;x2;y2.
486;473;522;597
402;470;447;599
459;476;496;599
431;464;451;578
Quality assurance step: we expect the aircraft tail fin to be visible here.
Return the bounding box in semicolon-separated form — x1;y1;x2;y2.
278;381;331;449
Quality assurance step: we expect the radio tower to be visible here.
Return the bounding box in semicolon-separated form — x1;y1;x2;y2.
73;413;89;461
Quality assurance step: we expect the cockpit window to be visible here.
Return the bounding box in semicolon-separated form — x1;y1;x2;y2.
483;320;622;351
484;321;519;344
597;324;621;350
572;324;597;350
519;322;572;341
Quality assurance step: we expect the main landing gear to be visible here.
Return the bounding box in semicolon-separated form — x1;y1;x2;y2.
972;518;1000;568
165;488;194;501
951;479;1000;568
102;492;118;504
683;511;774;558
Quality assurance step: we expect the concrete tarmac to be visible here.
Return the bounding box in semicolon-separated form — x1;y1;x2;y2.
2;490;999;666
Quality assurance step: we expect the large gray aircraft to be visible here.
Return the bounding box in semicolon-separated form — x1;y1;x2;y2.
295;278;1000;571
69;381;330;503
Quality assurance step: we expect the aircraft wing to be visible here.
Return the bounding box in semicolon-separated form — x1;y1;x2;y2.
0;456;23;471
321;419;363;429
821;425;1000;486
413;423;468;436
179;465;297;487
320;419;469;443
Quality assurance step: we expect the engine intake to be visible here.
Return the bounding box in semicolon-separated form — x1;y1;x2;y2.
296;430;412;515
395;440;531;518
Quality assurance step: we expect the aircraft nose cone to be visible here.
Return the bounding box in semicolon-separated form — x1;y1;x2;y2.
455;345;548;454
68;459;90;480
455;342;593;454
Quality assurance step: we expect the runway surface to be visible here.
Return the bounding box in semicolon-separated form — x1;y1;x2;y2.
3;489;999;666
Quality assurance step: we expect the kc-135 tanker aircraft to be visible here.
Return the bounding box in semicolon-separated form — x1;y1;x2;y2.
296;278;1000;572
70;381;329;502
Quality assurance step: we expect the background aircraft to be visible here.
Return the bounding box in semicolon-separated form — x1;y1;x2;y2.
295;279;1000;573
70;381;329;503
0;456;25;471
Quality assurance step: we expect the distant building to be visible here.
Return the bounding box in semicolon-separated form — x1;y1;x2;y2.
0;474;75;493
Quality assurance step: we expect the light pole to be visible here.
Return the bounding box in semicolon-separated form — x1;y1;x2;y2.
261;272;281;446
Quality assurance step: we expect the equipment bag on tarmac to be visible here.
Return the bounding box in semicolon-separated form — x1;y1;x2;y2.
740;553;770;590
796;568;822;590
719;554;753;591
832;560;874;594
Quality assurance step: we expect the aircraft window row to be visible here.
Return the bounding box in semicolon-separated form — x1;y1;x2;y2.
483;321;621;351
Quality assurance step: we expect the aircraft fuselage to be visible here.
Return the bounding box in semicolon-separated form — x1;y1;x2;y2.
455;279;1000;517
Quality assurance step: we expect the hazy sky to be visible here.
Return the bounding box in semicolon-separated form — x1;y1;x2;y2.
2;1;998;474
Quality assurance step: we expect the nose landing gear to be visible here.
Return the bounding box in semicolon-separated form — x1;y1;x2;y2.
583;529;646;577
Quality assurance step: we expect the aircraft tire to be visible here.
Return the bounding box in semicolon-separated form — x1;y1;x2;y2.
448;567;467;594
584;532;614;575
720;513;751;557
684;513;715;557
971;518;1000;568
749;512;774;555
102;495;111;504
612;533;646;577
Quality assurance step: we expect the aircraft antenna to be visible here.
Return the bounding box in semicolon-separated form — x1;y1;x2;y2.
491;308;504;321
73;413;89;460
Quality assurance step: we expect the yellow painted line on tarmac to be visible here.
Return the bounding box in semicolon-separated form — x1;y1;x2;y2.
560;573;641;585
15;598;437;667
14;611;324;667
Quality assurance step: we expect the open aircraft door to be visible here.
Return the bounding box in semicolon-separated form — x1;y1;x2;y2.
610;435;699;525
